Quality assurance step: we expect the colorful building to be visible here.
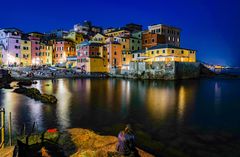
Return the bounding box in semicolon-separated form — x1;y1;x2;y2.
105;29;130;37
105;40;122;69
39;42;53;65
54;39;76;65
148;24;181;47
91;33;107;43
76;41;108;73
140;44;196;63
142;31;166;49
0;28;22;66
29;36;41;65
63;31;84;44
20;36;32;66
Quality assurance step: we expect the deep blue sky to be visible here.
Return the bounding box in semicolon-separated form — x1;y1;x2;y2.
1;0;240;66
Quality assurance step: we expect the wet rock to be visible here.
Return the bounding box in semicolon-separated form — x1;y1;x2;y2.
17;80;34;87
60;128;154;157
13;87;57;104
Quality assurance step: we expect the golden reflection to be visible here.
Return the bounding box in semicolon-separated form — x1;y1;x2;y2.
120;80;131;113
146;87;176;120
56;79;71;129
178;86;186;119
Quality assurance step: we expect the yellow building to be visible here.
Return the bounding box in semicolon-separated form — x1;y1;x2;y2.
84;57;108;73
91;33;107;43
64;31;84;44
139;44;196;63
105;29;130;37
20;39;32;66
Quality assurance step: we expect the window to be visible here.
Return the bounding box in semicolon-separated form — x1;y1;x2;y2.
114;51;117;55
132;40;134;43
16;53;18;57
16;40;19;43
181;50;184;54
132;54;134;58
24;41;27;44
60;54;63;58
151;51;154;54
152;38;155;42
123;57;126;61
137;54;140;57
132;46;134;50
157;50;159;54
163;50;165;53
138;47;140;50
123;45;125;49
145;40;147;44
172;50;174;54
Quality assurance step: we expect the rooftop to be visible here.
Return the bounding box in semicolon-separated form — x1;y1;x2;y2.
148;44;196;51
148;24;181;30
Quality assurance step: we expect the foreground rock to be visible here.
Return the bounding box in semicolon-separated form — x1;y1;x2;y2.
0;146;15;157
13;87;57;104
17;80;37;87
60;128;154;157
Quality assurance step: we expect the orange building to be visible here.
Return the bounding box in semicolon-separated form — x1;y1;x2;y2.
39;42;53;65
142;32;166;49
53;39;76;65
105;40;122;69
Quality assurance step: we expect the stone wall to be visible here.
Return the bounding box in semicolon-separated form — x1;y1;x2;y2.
128;61;200;80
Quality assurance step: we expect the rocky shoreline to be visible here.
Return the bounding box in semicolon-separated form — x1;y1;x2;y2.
0;128;154;157
13;87;57;104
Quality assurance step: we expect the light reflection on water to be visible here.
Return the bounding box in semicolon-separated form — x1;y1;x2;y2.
0;78;240;136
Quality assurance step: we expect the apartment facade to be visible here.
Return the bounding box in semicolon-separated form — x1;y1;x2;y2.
148;24;181;47
39;43;53;65
20;37;32;66
76;41;108;73
142;32;166;49
0;28;22;65
29;36;41;65
142;44;196;63
54;39;76;64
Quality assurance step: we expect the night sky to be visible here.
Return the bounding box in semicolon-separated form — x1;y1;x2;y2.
1;0;240;66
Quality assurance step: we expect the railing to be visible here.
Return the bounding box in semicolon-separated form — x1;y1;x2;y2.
0;108;13;149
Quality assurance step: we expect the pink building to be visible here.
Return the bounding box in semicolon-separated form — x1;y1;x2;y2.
28;36;40;65
0;28;22;66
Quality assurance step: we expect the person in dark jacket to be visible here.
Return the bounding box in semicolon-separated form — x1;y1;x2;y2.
116;124;139;156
